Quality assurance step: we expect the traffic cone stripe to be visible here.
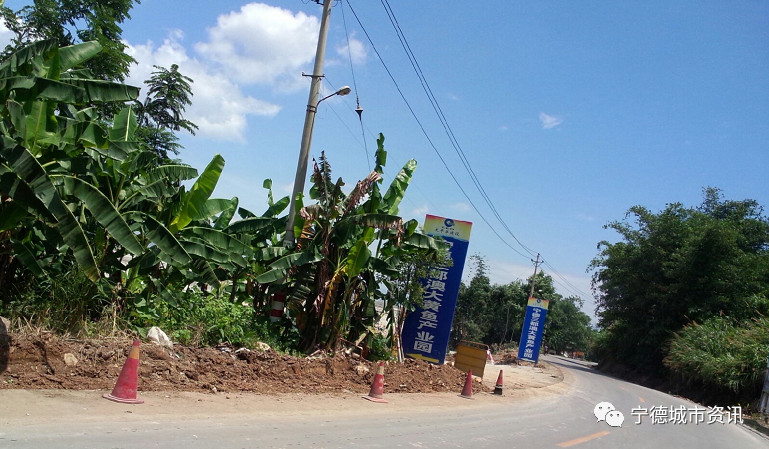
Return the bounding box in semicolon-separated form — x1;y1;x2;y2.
362;361;388;403
460;369;474;399
493;369;504;395
103;339;144;404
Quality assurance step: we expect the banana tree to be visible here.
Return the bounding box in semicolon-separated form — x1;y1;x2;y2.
256;135;448;353
0;39;140;288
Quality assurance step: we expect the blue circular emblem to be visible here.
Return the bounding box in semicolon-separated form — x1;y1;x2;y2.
444;219;455;228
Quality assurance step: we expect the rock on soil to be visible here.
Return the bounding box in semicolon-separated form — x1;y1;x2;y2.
0;333;490;395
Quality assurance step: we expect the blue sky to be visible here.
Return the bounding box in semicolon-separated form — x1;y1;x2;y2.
2;1;768;320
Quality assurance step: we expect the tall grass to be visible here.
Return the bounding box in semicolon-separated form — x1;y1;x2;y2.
665;315;769;402
1;269;114;335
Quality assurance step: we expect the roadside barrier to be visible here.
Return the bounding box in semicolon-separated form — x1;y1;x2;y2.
270;293;286;322
459;369;474;399
103;339;144;404
493;369;504;395
362;361;388;403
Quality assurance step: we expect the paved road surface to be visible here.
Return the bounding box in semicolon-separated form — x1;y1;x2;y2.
1;355;766;448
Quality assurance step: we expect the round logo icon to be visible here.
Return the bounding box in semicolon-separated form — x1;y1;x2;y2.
444;219;455;228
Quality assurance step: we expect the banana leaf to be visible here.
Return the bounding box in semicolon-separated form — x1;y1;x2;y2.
213;197;239;229
147;164;198;183
11;240;47;278
169;154;224;232
255;249;323;284
59;176;144;255
1;146;99;280
130;213;192;265
183;227;252;256
58;41;102;71
0;40;59;78
382;159;417;214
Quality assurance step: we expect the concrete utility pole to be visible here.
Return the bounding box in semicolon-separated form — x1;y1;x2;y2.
528;253;541;299
284;0;334;247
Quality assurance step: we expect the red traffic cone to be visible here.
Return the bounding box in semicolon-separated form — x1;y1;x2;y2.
103;339;144;404
493;369;504;395
460;369;474;399
362;361;388;403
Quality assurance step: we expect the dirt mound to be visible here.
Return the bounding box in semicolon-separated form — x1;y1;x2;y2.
0;333;490;395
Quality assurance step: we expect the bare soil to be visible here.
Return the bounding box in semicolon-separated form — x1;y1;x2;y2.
0;332;494;395
0;329;570;429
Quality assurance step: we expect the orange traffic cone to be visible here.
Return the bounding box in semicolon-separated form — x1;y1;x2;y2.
459;369;474;399
362;361;388;403
103;339;144;404
493;369;504;395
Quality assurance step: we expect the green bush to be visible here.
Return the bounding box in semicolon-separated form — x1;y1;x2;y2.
665;315;769;400
366;332;394;362
131;286;299;351
1;269;114;335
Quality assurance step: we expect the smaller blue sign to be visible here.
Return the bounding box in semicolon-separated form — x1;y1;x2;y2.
517;298;549;363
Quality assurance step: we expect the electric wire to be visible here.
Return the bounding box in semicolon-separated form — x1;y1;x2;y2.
339;0;371;171
379;0;538;258
345;0;532;261
344;1;590;302
318;78;439;218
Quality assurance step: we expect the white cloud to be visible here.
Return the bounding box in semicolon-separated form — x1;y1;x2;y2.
0;20;13;48
125;30;280;142
485;260;532;286
451;202;472;213
119;4;370;142
409;204;430;219
194;3;319;91
336;34;367;65
539;112;563;129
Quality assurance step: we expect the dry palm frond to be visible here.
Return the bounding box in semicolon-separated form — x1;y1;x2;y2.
344;171;382;215
321;267;345;326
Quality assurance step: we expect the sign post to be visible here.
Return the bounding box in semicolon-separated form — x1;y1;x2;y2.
517;297;549;363
401;215;472;364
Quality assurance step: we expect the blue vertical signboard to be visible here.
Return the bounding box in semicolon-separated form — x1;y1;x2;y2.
401;215;472;364
518;298;549;363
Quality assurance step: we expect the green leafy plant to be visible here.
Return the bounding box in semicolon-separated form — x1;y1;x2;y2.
665;315;769;402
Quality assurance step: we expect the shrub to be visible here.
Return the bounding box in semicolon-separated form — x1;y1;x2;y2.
664;315;769;402
131;286;299;351
1;269;113;335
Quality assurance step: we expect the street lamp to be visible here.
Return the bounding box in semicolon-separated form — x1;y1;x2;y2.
320;85;351;103
283;85;352;247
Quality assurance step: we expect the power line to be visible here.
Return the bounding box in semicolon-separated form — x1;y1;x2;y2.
344;1;591;303
339;0;371;172
379;0;538;258
345;0;532;260
321;77;439;216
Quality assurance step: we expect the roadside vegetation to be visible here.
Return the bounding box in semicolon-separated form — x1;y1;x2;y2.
2;2;766;414
451;254;595;357
590;187;769;408
0;1;448;359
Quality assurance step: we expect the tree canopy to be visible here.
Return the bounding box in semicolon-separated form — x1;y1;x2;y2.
1;0;139;81
590;187;769;403
450;254;594;354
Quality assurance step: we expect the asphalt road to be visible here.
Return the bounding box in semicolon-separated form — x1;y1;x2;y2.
2;355;767;448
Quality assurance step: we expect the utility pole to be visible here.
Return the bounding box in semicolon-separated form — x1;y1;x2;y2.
528;253;541;299
284;0;334;247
